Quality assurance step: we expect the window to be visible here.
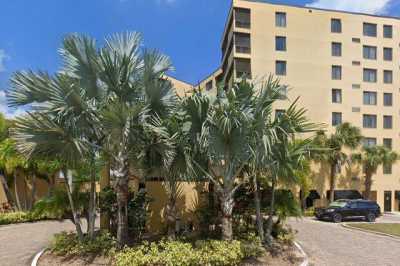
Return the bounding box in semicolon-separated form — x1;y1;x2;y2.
235;8;251;29
363;138;377;147
384;70;393;84
332;112;342;126
383;115;393;129
331;19;342;33
205;80;213;91
363;69;377;83
332;42;342;56
276;12;286;27
384;48;393;61
363;91;377;105
383;163;392;174
235;33;251;53
383;138;392;149
275;36;286;51
363;114;377;128
384;93;393;106
363;23;377;37
352;61;361;66
235;58;251;79
276;61;286;76
332;65;342;80
383;25;393;38
332;89;342;103
278;86;288;100
275;109;285;119
363;45;377;60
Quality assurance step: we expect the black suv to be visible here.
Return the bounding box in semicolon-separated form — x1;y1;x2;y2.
315;199;381;223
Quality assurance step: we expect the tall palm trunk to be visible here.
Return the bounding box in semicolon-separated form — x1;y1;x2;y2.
29;174;37;211
364;170;373;200
329;163;336;203
166;190;177;240
253;175;264;241
14;171;22;211
114;153;130;247
100;162;111;231
62;170;84;241
0;173;16;209
88;155;96;239
264;177;276;247
220;183;234;241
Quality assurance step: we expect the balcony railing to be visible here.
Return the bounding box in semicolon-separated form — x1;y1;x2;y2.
235;20;250;29
235;46;251;54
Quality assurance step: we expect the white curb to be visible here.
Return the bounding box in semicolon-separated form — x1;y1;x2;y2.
294;241;309;266
31;248;46;266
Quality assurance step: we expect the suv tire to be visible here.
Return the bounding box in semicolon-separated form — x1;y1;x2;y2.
332;213;342;223
366;212;376;222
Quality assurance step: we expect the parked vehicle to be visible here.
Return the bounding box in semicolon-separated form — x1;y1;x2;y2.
315;199;381;223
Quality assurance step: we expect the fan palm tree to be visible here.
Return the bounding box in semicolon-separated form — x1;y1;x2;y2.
313;123;362;203
352;146;398;200
8;32;176;246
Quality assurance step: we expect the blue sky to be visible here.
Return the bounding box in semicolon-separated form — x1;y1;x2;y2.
0;0;399;116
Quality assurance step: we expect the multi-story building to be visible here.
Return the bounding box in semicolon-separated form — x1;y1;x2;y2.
189;0;400;211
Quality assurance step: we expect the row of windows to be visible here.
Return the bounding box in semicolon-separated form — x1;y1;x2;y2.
274;13;394;39
332;66;393;84
331;90;393;106
331;19;393;38
332;43;393;61
331;113;394;129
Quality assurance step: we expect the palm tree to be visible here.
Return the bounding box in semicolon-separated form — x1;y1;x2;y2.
8;32;176;246
352;146;398;200
313;123;362;203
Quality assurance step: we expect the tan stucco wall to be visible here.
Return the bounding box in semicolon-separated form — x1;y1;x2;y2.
165;75;194;97
224;0;400;210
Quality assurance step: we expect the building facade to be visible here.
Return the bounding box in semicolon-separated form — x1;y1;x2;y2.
198;0;400;211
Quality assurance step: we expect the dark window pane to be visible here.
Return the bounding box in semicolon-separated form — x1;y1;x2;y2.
383;138;392;149
363;138;377;147
332;89;342;103
235;8;251;29
384;93;393;106
332;42;342;56
276;61;286;76
384;48;393;61
363;46;377;60
363;23;377;37
363;69;377;83
363;91;377;105
384;25;393;38
332;65;342;80
276;36;286;51
332;112;342;126
384;70;393;84
276;12;286;27
331;19;342;33
363;114;377;128
383;115;393;129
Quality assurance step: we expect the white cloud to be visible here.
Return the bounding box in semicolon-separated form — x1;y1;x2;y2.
0;90;26;118
0;49;10;72
306;0;392;15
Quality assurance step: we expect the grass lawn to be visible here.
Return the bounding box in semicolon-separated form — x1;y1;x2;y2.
349;223;400;237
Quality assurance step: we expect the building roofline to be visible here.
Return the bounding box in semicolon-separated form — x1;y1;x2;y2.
165;74;194;87
241;0;400;21
196;67;222;86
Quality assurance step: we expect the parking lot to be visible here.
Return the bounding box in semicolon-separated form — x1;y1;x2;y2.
288;214;400;266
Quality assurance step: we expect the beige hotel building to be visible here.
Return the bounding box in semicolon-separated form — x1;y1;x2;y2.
175;0;400;211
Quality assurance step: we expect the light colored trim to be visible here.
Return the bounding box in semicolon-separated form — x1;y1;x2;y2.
342;223;400;242
294;241;309;266
31;248;46;266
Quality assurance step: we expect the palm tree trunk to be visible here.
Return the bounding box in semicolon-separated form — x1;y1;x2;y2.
29;174;37;211
329;163;336;203
364;171;372;200
220;183;234;241
14;171;22;211
264;178;276;247
114;154;130;247
0;173;16;209
62;170;84;241
252;175;264;242
166;191;177;240
88;155;96;239
100;162;111;231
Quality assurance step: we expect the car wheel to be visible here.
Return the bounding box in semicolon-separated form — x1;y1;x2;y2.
332;213;342;223
366;212;376;222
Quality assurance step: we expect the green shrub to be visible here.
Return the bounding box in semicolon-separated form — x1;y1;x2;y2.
0;211;48;225
50;231;117;256
238;232;264;258
114;238;263;266
303;207;315;217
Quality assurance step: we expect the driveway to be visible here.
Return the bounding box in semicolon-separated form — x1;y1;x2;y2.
288;215;400;266
0;220;77;266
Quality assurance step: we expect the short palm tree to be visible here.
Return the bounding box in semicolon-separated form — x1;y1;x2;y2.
352;146;398;200
313;123;362;203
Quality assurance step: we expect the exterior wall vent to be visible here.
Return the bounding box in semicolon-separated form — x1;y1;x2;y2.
352;107;361;112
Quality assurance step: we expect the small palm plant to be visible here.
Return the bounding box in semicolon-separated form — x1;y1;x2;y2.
352;146;398;200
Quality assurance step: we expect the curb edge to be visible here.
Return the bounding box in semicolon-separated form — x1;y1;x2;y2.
342;223;400;242
31;248;46;266
294;241;309;266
